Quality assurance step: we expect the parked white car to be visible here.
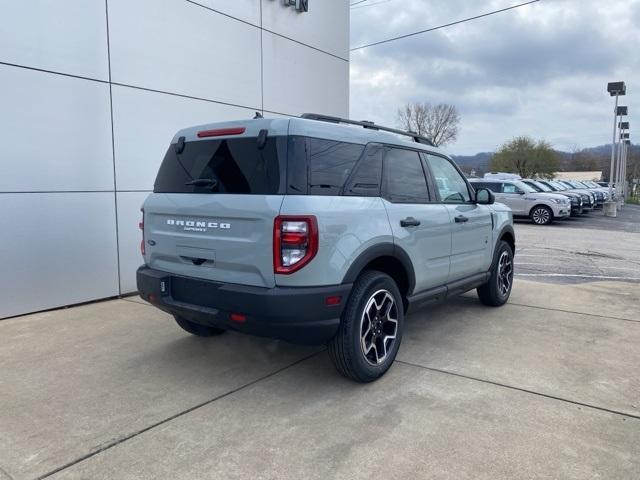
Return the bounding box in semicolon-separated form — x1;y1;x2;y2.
470;179;571;225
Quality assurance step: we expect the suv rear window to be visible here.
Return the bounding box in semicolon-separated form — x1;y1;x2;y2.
154;137;286;194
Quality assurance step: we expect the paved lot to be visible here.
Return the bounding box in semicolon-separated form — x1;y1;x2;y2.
515;204;640;284
1;208;639;479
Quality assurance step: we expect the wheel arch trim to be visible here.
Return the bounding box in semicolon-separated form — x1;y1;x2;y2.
341;243;416;296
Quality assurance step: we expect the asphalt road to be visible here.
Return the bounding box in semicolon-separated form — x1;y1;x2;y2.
514;204;640;284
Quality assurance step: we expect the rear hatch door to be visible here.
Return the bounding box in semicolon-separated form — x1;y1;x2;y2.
143;121;288;288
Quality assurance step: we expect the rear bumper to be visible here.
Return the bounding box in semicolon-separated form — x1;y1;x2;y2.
136;266;351;345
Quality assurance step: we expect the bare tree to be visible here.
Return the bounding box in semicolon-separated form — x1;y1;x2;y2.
397;102;460;147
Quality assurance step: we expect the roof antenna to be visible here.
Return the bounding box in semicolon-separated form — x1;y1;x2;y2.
253;111;263;119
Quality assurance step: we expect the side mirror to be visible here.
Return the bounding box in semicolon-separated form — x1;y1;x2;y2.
518;190;525;195
476;188;495;205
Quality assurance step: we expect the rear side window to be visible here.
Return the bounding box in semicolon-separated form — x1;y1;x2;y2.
383;148;429;203
472;182;500;192
344;145;383;197
154;137;285;194
307;139;364;195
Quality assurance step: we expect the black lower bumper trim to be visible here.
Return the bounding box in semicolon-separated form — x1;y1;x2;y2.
136;266;351;345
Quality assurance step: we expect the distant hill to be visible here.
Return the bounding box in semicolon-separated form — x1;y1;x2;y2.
450;152;492;174
452;143;637;176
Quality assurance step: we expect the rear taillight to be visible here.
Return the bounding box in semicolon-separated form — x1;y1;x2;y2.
273;216;318;274
139;208;145;256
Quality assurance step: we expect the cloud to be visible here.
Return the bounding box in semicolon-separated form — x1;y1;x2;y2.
350;0;640;154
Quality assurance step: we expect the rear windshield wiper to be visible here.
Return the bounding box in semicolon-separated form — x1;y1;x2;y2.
185;178;218;189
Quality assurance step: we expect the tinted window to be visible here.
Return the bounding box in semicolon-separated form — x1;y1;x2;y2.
473;182;501;193
384;148;429;203
154;137;285;194
308;139;364;195
426;155;471;203
345;145;383;197
523;181;543;192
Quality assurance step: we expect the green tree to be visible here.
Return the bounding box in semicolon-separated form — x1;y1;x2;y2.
490;136;559;178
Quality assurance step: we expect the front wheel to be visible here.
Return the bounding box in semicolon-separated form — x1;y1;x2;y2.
477;240;514;306
328;271;404;383
530;205;553;225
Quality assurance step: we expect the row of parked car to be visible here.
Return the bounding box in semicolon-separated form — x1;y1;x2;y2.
469;176;611;225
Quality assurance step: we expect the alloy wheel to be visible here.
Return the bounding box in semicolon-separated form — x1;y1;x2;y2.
360;289;398;366
532;207;551;224
497;250;513;296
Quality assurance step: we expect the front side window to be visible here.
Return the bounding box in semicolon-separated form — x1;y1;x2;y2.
523;181;542;192
502;183;522;194
383;148;429;203
426;155;471;203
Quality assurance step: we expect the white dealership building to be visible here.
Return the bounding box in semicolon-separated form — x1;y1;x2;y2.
0;0;349;318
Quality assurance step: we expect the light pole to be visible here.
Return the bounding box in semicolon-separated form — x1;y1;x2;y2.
623;138;631;200
606;82;626;216
618;121;629;204
621;134;630;201
615;106;628;204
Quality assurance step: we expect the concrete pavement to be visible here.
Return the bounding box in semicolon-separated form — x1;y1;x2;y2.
1;280;639;479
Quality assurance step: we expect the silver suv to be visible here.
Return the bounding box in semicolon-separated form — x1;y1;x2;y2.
469;178;571;225
137;114;515;382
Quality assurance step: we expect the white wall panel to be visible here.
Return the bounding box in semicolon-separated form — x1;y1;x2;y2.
0;0;108;80
0;65;114;192
116;192;149;293
111;85;255;191
262;31;349;117
107;0;262;108
197;0;260;26
261;0;349;60
0;193;119;319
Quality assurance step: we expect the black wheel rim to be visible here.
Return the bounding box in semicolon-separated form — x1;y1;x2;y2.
497;250;513;296
360;289;398;366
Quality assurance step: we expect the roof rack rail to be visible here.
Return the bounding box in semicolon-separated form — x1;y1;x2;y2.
300;113;435;147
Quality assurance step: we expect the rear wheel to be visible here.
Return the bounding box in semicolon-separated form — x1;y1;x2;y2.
174;315;226;337
530;205;553;225
477;240;514;306
328;271;404;383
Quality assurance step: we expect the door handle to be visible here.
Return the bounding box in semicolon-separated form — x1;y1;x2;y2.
455;215;469;223
400;217;421;227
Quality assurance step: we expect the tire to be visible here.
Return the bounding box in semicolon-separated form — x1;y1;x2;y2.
174;315;226;337
530;205;553;225
477;240;514;307
328;270;404;383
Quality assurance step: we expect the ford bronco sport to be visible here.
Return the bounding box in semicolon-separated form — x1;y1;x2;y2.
137;114;515;382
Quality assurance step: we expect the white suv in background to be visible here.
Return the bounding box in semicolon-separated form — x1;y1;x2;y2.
469;178;571;225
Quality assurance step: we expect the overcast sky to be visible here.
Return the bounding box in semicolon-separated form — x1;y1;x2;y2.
349;0;640;155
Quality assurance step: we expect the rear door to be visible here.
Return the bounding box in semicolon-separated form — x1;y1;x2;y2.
381;147;451;292
424;154;493;280
143;129;287;288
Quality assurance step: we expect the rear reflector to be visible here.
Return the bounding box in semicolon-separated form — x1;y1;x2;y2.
197;127;246;138
325;295;342;306
230;313;247;323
